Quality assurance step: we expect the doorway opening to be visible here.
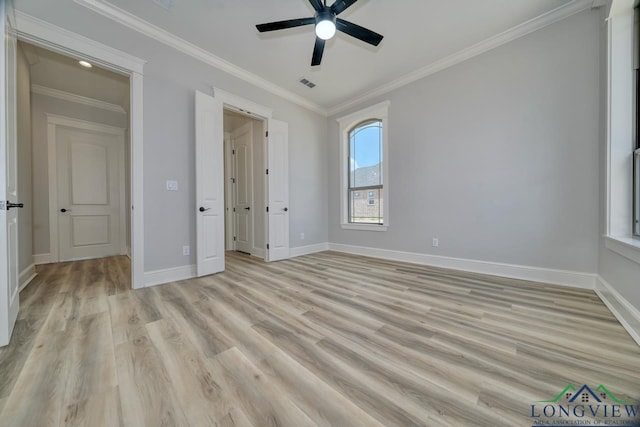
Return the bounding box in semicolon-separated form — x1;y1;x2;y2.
223;109;267;259
16;40;132;290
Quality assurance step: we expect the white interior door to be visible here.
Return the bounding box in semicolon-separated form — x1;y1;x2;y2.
266;120;289;262
232;122;253;254
57;127;124;261
195;90;225;276
0;0;20;347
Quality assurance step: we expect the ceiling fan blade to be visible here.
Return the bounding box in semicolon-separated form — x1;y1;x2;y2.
308;0;325;12
331;0;358;15
336;18;383;46
256;17;315;33
311;37;326;66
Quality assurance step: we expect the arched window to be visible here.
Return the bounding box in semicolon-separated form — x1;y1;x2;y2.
337;101;389;231
349;120;383;224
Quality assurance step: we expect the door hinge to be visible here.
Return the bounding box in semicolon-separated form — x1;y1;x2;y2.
231;177;236;184
266;206;269;213
234;236;236;241
233;207;236;212
266;131;269;137
267;243;270;250
232;149;235;155
266;169;269;175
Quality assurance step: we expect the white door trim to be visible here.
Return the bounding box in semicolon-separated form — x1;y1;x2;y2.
213;88;272;259
224;132;235;251
46;115;126;262
230;122;254;254
14;14;145;288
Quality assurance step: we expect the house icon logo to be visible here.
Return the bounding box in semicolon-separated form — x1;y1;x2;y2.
531;384;639;425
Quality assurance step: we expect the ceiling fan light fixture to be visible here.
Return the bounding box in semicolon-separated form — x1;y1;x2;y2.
315;9;336;40
315;19;336;40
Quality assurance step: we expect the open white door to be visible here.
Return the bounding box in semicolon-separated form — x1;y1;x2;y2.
266;120;289;262
0;0;20;347
195;90;225;276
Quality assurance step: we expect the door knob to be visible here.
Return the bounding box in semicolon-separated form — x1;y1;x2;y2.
244;207;251;211
60;208;70;213
199;207;211;212
283;207;288;212
6;201;24;210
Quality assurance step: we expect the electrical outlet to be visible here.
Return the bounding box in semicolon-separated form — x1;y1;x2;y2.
166;180;178;191
432;238;439;247
300;232;305;240
182;245;190;256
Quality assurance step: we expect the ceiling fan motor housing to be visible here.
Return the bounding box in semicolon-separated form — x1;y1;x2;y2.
315;8;336;26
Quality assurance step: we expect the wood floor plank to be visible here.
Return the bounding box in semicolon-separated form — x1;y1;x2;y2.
60;386;123;427
212;347;318;427
145;318;237;426
1;252;639;427
114;329;190;427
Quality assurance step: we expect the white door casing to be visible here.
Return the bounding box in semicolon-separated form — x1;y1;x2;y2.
209;88;289;263
266;120;290;262
13;13;146;288
232;122;253;254
0;0;20;347
195;90;225;276
55;125;125;261
224;132;234;251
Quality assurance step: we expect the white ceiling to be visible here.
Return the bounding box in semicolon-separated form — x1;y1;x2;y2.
93;0;576;110
20;42;130;109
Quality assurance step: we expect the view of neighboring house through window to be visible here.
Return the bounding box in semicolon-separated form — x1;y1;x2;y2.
349;120;383;223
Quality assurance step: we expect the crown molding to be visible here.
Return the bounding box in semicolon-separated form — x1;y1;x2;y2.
14;10;145;75
32;84;127;114
326;0;594;116
73;0;328;116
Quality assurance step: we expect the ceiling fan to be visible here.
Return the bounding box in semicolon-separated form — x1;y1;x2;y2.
256;0;383;66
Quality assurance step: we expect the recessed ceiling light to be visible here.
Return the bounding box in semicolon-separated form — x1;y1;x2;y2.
78;60;92;68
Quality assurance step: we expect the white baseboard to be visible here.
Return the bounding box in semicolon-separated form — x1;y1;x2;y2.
290;242;330;258
18;263;37;293
595;276;640;346
144;264;196;288
33;253;54;265
328;243;597;289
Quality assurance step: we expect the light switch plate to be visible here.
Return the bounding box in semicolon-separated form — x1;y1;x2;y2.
166;180;178;191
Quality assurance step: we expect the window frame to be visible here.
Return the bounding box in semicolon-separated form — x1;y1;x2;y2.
337;101;390;231
634;6;640;237
604;3;640;264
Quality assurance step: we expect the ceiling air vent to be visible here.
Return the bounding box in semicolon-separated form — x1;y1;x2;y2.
299;78;316;89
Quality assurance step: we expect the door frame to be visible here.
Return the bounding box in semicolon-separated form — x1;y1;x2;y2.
214;88;271;259
224;131;235;251
226;120;256;255
14;12;146;288
46;114;127;262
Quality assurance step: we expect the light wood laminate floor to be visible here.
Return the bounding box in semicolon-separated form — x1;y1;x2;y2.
1;251;639;426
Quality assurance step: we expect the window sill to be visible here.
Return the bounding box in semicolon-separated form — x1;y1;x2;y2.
604;235;640;265
341;223;388;232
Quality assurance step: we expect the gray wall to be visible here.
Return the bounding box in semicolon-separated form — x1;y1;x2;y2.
30;93;128;255
328;9;601;273
16;44;32;275
15;0;329;272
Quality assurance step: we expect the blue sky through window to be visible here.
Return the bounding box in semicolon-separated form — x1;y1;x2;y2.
350;121;382;169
